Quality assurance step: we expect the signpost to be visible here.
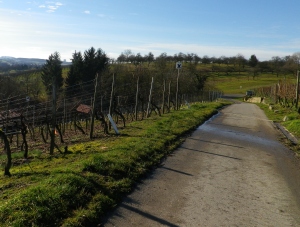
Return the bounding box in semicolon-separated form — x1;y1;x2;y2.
175;62;182;110
176;61;182;69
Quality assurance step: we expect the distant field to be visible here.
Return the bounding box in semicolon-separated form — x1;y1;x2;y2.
211;73;296;94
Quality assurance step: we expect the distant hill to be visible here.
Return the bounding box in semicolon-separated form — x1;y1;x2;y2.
0;56;71;66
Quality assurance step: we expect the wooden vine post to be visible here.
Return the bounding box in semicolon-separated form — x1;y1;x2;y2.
32;105;35;138
168;81;171;112
63;98;66;134
90;73;99;139
146;77;154;118
296;70;299;109
162;79;166;114
135;76;139;121
20;115;29;159
109;74;115;116
0;129;12;176
108;74;115;130
50;79;56;155
45;101;49;140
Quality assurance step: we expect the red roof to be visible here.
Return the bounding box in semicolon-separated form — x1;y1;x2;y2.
76;104;91;114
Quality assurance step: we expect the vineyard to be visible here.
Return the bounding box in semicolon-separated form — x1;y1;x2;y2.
253;77;300;109
0;66;222;175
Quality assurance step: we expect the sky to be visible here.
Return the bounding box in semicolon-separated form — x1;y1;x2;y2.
1;0;300;61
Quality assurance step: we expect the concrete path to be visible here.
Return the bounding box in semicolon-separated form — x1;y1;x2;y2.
102;102;300;227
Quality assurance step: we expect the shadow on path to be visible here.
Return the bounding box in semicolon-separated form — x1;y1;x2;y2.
187;138;244;149
120;203;180;227
161;166;193;176
181;146;242;160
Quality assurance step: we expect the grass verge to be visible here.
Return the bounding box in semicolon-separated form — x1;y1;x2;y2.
0;101;228;226
256;101;300;155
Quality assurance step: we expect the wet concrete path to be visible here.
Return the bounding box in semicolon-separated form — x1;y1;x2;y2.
102;102;300;227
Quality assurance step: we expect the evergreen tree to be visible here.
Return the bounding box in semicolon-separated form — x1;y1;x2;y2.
65;51;84;95
83;47;97;82
82;47;109;82
95;48;109;75
41;52;63;92
249;54;259;67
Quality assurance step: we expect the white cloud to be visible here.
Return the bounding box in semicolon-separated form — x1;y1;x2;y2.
39;1;64;13
84;10;90;14
48;5;58;10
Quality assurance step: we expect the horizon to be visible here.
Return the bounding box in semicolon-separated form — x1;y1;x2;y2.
1;0;300;61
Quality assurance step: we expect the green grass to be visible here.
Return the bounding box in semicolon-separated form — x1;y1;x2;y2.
212;72;296;94
282;120;300;138
255;101;300;154
260;103;300;138
0;101;229;226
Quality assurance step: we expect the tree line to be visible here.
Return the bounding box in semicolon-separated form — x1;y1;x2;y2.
115;50;300;76
2;48;300;107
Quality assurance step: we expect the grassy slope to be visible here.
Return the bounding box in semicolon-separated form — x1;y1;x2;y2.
0;102;228;226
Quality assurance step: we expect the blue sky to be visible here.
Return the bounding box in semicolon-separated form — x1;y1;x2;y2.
1;0;300;61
